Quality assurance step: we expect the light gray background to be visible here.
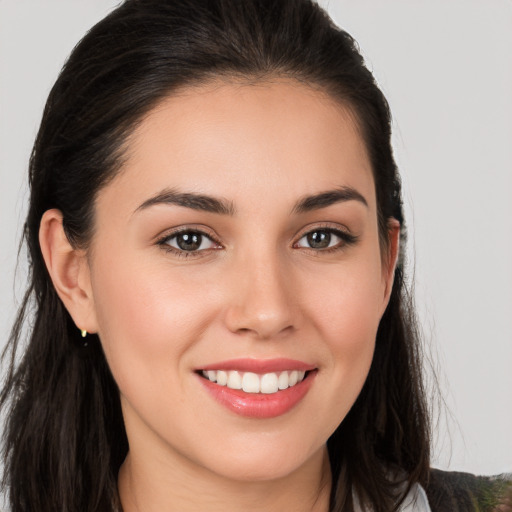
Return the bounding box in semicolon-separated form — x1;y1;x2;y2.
1;0;511;475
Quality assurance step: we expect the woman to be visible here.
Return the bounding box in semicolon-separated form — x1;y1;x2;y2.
0;1;510;511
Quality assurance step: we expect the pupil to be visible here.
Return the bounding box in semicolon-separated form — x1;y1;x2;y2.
177;232;201;251
307;230;331;249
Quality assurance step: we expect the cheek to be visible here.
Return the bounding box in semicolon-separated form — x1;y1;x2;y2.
89;254;219;391
305;253;385;348
300;253;384;412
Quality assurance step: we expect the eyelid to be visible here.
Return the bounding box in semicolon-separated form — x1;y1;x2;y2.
293;222;355;241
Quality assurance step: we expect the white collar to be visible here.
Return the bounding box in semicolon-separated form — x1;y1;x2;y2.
399;483;432;512
354;482;432;512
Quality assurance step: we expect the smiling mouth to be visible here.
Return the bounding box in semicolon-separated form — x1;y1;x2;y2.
199;369;309;394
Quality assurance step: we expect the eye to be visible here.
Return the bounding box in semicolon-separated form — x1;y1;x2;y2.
159;229;220;253
295;228;356;250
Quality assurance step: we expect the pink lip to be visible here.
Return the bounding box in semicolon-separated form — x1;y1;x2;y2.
197;367;317;419
199;358;315;373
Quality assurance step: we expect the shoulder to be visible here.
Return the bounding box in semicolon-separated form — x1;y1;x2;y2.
424;468;512;512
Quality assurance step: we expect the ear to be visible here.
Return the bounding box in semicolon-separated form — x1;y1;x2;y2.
39;209;98;334
381;218;401;311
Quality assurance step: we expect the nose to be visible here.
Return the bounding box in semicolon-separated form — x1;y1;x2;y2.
224;252;297;340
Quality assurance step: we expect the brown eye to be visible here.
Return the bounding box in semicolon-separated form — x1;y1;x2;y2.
306;230;332;249
297;229;337;249
295;228;357;251
164;230;217;252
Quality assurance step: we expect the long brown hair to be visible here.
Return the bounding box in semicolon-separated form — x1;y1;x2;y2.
1;1;430;510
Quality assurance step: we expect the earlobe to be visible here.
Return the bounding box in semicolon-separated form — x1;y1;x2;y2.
381;218;401;309
39;209;98;334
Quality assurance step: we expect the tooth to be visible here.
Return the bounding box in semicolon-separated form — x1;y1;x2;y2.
216;370;228;386
242;372;260;393
207;368;308;392
227;371;242;390
278;371;289;390
261;373;279;394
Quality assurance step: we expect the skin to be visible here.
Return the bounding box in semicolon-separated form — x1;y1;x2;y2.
40;80;399;512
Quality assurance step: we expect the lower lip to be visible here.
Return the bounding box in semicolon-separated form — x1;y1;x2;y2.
197;371;316;419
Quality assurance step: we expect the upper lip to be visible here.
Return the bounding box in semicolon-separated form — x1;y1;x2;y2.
199;358;316;373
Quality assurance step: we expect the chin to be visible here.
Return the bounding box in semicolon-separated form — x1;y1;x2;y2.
195;439;326;483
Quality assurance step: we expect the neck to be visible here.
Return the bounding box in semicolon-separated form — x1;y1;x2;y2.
118;445;332;512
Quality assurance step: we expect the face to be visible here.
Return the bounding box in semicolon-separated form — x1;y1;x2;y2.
84;80;396;482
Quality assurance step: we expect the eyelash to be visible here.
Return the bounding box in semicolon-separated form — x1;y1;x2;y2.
156;227;223;258
293;225;358;253
156;225;358;258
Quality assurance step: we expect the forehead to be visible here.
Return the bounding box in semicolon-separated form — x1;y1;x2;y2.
99;79;376;215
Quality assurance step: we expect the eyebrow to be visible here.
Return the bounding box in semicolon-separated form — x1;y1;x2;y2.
134;185;367;216
292;186;368;214
134;188;235;216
